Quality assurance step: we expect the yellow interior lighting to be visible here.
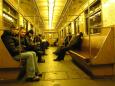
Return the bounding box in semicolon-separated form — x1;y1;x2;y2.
49;0;55;29
3;13;14;22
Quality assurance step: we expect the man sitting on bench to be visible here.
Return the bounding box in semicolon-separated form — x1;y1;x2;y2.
53;32;83;61
20;28;45;63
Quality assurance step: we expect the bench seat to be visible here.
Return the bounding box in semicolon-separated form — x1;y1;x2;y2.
69;50;90;62
69;28;115;78
0;37;23;81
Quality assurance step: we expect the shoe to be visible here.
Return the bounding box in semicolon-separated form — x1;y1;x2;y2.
36;73;42;77
53;58;61;61
53;52;57;55
38;73;42;77
26;76;40;82
54;58;64;61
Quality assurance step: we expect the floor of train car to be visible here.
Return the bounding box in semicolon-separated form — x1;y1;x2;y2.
0;47;115;86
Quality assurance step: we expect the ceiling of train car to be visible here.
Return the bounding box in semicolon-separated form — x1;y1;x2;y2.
36;0;67;30
18;0;88;31
56;0;87;29
36;0;88;30
19;0;44;27
19;0;36;16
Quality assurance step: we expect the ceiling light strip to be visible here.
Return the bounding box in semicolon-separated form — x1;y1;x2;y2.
49;0;55;29
55;0;73;29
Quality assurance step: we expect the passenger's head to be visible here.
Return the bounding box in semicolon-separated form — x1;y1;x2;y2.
10;25;18;36
79;32;83;37
19;27;26;37
67;32;71;36
38;34;42;37
38;34;42;38
27;29;34;37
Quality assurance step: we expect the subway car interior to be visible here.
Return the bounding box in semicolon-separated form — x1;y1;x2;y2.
0;0;115;86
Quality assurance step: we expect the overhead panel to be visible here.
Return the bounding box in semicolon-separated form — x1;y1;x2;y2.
36;0;48;29
36;0;67;30
52;0;67;29
18;0;89;31
55;0;88;29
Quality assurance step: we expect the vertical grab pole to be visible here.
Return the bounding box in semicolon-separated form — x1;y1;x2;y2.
17;0;22;63
32;0;37;44
87;0;91;59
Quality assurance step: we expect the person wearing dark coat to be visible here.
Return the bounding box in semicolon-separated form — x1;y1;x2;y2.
22;29;45;63
54;32;83;61
1;26;41;81
53;33;72;55
34;35;42;48
54;38;58;46
63;32;72;47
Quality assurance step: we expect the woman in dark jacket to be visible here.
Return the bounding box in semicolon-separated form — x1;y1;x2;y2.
2;28;41;81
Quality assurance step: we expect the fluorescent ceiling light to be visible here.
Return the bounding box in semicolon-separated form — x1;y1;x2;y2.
3;13;14;22
49;0;55;29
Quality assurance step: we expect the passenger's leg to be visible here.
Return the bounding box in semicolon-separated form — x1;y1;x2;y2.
59;51;66;60
20;52;35;78
28;51;42;76
28;51;39;73
18;52;40;81
54;48;66;61
36;51;45;63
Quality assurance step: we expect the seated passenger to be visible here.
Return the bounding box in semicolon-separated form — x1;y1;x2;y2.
53;32;72;54
34;35;42;48
34;34;47;55
53;32;83;61
53;38;58;46
1;25;41;81
63;32;72;47
41;35;48;55
22;29;45;63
